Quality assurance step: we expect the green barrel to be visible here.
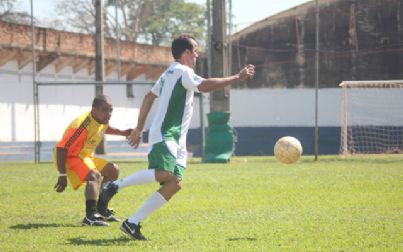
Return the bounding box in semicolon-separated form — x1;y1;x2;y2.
203;112;234;163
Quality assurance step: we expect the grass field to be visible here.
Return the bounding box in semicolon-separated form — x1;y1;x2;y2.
0;155;402;251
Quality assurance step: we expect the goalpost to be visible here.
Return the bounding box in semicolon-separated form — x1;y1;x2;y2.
339;80;403;155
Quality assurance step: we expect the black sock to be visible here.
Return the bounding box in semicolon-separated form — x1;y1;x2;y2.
86;199;97;218
97;196;107;214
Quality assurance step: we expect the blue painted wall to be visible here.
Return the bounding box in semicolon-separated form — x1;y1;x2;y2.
187;126;341;156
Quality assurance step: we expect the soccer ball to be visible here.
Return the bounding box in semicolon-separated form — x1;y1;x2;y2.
274;136;303;164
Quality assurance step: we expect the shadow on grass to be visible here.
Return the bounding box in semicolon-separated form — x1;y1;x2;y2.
9;223;77;230
227;237;257;242
67;236;132;246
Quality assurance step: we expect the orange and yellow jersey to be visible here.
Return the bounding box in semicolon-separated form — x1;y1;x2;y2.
57;111;108;159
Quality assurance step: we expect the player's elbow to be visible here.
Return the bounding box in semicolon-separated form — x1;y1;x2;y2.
145;91;158;101
197;83;213;93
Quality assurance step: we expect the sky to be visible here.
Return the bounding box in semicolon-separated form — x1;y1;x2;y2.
15;0;312;32
190;0;312;31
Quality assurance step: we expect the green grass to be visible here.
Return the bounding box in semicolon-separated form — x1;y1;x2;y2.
0;155;402;251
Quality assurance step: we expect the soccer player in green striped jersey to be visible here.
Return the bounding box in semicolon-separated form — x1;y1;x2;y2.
101;34;255;240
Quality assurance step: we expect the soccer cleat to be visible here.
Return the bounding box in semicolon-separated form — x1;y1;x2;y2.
99;208;121;222
93;212;106;221
81;216;110;226
120;219;147;240
100;181;119;206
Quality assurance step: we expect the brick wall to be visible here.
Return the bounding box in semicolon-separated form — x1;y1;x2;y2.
0;20;172;64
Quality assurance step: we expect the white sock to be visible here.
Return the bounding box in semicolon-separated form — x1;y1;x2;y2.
128;192;167;224
115;169;155;191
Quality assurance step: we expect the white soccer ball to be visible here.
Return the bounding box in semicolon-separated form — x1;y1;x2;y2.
274;136;303;164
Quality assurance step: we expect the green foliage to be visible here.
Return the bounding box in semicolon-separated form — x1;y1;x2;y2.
142;0;206;46
0;155;402;251
53;0;206;46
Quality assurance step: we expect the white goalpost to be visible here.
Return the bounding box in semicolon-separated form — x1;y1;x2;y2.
340;80;403;155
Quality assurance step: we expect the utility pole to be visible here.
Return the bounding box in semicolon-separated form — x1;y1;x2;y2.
314;0;320;160
95;0;105;154
114;1;121;81
203;0;233;163
210;0;228;112
228;0;232;75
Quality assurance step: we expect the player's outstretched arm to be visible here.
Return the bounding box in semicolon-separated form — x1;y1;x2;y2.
105;127;132;136
197;64;255;93
127;91;158;149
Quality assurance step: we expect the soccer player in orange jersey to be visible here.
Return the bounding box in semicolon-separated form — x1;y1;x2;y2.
53;95;131;226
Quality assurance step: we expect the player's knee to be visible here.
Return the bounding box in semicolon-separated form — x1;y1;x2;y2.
110;163;120;180
101;162;120;180
156;170;175;182
169;177;182;192
175;178;183;191
87;169;102;182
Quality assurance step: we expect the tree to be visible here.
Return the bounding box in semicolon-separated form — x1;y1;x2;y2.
0;0;14;20
54;0;145;39
52;0;205;46
55;0;97;34
0;0;31;24
141;0;206;46
121;0;148;42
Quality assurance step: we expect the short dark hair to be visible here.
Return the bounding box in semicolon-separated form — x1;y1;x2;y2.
171;34;196;60
92;95;111;108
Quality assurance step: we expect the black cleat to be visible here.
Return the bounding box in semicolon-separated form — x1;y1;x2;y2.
99;208;120;222
81;216;109;226
100;181;119;205
120;219;147;240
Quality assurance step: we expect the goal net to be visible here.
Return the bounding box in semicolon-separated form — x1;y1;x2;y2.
340;80;403;155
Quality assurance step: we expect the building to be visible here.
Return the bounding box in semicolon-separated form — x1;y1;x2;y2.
227;0;403;155
232;0;403;88
1;0;402;159
0;21;197;160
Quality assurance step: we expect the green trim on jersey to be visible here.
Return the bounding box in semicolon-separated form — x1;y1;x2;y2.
161;77;187;143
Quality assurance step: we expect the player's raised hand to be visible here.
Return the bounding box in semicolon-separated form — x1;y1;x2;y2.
238;64;255;81
54;176;67;193
127;128;142;149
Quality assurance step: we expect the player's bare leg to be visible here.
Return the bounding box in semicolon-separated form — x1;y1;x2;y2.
82;169;109;226
98;163;120;221
120;170;180;240
85;169;101;204
155;170;182;201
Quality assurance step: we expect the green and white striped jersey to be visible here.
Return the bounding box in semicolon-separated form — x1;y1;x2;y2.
148;62;204;157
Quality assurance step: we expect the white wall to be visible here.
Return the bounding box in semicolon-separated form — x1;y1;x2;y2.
4;60;399;142
230;88;341;127
0;60;209;142
0;60;147;141
230;87;403;127
345;89;403;126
